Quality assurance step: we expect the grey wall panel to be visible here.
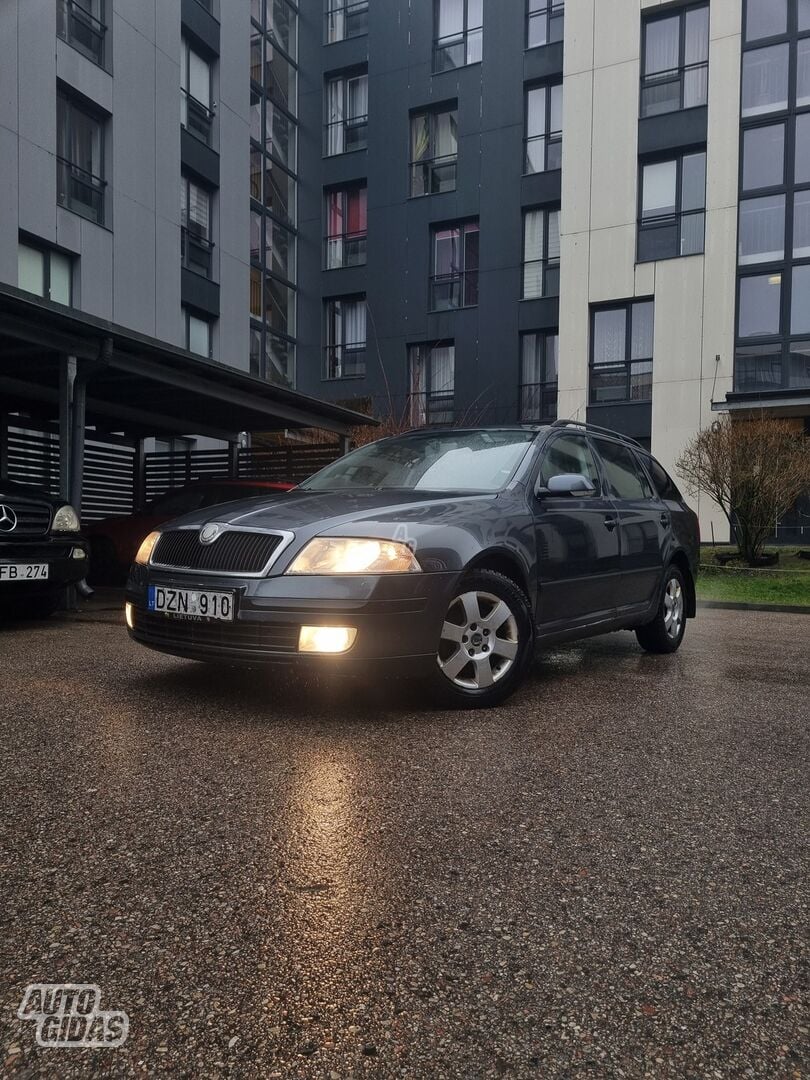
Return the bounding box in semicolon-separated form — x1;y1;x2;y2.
0;0;19;134
155;221;182;346
113;193;157;333
0;127;18;285
56;38;113;112
218;252;249;370
18;140;57;245
112;18;157;212
77;219;114;320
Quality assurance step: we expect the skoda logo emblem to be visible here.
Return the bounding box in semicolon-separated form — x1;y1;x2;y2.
199;523;222;545
0;505;18;533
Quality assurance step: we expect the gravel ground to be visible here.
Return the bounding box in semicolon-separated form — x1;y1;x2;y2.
0;607;807;1079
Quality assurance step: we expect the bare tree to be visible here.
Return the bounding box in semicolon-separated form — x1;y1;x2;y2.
676;416;810;565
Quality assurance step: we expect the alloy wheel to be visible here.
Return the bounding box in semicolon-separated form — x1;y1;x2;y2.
437;590;519;690
663;576;684;640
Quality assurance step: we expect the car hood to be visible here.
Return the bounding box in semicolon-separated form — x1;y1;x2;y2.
163;488;498;534
0;479;61;506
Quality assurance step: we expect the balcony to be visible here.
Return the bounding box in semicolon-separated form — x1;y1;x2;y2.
429;270;479;311
325;116;368;156
57;0;106;67
409;390;455;427
182;227;215;278
325;0;369;43
590;361;653;404
324;231;367;269
410;154;457;197
519;381;557;423
56;156;105;224
323;344;366;379
181;90;214;145
433;28;482;73
640;61;708;118
524;131;562;174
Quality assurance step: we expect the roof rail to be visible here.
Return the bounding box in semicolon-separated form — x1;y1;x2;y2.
549;418;646;450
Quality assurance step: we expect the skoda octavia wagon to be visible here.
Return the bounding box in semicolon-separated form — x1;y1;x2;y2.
126;422;699;708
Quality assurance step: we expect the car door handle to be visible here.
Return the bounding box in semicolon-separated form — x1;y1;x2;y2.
660;513;670;528
604;515;617;531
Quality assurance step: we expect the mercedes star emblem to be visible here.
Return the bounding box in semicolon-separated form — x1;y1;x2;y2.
0;505;18;533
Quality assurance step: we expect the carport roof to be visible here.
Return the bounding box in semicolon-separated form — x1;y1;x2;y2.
0;284;375;440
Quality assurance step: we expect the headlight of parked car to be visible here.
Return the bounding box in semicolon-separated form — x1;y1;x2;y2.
134;531;162;565
51;504;81;532
285;537;421;575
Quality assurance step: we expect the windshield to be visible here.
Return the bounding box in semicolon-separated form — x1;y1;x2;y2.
300;430;537;493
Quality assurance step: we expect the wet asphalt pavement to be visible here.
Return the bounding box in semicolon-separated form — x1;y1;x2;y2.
0;607;807;1079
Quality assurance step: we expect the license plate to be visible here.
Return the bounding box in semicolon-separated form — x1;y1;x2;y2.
148;585;234;621
0;564;49;581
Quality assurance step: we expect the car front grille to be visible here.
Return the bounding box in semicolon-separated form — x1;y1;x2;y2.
0;500;52;537
131;609;299;656
151;529;285;574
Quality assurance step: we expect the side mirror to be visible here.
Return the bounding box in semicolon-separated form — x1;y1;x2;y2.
544;473;597;496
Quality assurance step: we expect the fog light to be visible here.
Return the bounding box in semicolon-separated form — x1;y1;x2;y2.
298;625;357;654
125;602;134;630
71;547;86;559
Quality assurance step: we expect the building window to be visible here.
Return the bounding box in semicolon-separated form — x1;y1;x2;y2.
739;194;786;265
430;221;479;310
742;122;786;191
742;44;789;117
184;309;213;358
325;72;368;155
181;176;214;278
17;242;72;306
520;332;558;422
522;208;560;299
524;83;562;174
56;92;105;225
325;185;368;268
409;343;455;426
640;4;709;118
181;40;213;144
434;0;483;73
325;0;368;43
744;0;787;44
590;300;654;404
410;105;458;196
324;297;367;378
526;0;563;50
638;151;706;262
57;0;106;67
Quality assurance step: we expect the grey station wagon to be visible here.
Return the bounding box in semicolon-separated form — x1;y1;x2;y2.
126;421;699;708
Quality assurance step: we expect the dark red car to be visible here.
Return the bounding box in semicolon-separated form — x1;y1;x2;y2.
86;479;293;582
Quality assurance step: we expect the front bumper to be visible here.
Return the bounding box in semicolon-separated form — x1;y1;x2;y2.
0;538;89;598
125;565;462;676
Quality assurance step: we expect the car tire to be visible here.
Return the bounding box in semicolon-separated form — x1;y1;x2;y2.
635;566;687;654
426;569;535;709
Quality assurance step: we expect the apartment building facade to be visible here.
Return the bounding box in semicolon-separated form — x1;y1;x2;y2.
296;0;810;537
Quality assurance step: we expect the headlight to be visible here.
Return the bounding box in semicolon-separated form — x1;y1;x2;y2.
134;531;161;565
285;537;421;575
51;504;80;532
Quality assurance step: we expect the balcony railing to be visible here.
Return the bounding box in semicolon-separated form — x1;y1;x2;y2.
590;361;653;404
637;210;705;262
429;270;479;310
324;231;367;269
56;156;105;224
57;0;106;67
325;116;368;155
325;0;369;43
524;131;562;174
433;27;483;73
324;345;366;379
519;381;558;423
409;390;455;427
181;90;214;145
182;227;215;277
410;154;458;197
640;61;709;118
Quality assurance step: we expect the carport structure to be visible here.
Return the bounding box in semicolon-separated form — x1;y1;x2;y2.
0;284;372;513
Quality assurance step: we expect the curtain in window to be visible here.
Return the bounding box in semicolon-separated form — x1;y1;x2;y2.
742;45;789;116
327;78;344;154
326;191;345;267
739;195;786;264
523;211;544;298
798;38;810;108
187;182;210;237
411;113;430;162
546;335;559;381
642;161;677;216
526;87;546;139
521;334;543;385
326;0;344;43
644;16;679;76
347;188;367;235
684;7;709;64
547;210;560;262
794;190;810;258
630;303;654;361
593;308;627;366
347;75;368;121
434;229;460;277
549;84;563;135
431;346;455;393
344;300;366;347
438;0;464;39
189;49;210;107
435;110;457;158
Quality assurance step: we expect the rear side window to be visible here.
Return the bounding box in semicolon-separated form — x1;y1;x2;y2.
645;456;683;502
594;438;652;501
538;434;601;490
